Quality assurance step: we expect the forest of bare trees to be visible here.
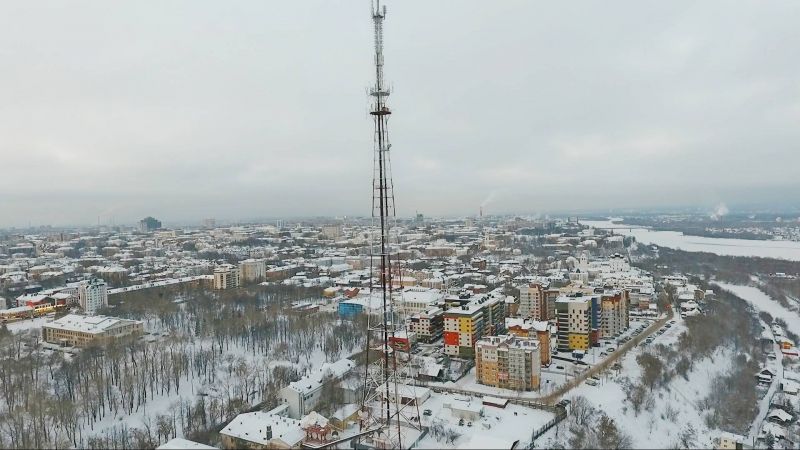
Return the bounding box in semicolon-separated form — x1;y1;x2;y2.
0;283;366;449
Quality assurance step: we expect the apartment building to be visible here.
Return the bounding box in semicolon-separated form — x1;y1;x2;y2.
405;307;443;343
238;259;266;282
42;314;143;347
600;290;630;338
475;334;541;391
519;283;546;320
213;264;240;290
555;295;594;351
506;317;551;366
443;303;485;358
78;278;108;314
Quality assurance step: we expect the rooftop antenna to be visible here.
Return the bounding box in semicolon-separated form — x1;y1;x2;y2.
358;1;420;448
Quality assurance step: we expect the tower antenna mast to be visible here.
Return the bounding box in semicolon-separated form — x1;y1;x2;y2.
358;1;421;448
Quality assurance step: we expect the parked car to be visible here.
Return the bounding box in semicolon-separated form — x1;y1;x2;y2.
607;348;616;352
600;351;608;357
586;379;598;386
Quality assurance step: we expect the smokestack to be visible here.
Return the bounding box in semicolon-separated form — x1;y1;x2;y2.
480;206;483;218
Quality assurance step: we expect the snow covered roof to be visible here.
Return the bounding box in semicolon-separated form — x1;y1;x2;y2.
286;359;354;394
767;408;793;422
156;438;217;449
43;314;141;334
220;410;304;447
299;411;329;429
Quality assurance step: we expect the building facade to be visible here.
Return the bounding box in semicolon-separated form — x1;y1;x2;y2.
555;296;591;351
475;334;541;391
519;283;546;321
213;264;241;290
239;259;266;283
405;307;443;343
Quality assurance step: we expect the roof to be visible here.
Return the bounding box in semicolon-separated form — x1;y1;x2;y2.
220;410;304;447
286;359;354;394
43;314;141;335
156;438;217;449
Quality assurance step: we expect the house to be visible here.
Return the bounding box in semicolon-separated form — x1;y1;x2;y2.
782;379;799;395
713;432;749;450
767;408;794;425
220;407;304;449
757;368;776;385
330;403;360;431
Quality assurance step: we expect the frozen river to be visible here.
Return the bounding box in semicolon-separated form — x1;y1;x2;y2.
581;219;800;261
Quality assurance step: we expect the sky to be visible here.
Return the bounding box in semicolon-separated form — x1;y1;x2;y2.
0;0;798;227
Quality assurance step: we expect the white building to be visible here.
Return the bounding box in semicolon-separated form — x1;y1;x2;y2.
213;264;240;290
279;358;355;419
78;278;108;314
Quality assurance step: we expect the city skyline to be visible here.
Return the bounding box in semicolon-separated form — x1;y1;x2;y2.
1;0;798;227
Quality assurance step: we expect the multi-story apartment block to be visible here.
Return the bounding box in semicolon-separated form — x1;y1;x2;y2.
506;317;551;366
406;307;443;343
238;259;266;282
443;303;485;358
78;278;108;314
42;314;143;347
214;264;241;290
600;290;630;338
555;295;592;351
519;283;546;320
475;334;541;391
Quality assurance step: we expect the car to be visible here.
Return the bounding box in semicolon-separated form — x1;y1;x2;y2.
768;353;777;360
586;379;598;386
423;409;432;416
607;348;615;352
665;324;672;328
600;351;608;356
556;365;565;370
670;320;676;324
591;375;600;381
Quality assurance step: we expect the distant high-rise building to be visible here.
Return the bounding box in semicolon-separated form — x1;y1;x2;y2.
78;278;108;314
138;216;162;232
202;218;216;229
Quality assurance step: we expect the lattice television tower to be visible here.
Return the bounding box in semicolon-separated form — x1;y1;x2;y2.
358;1;421;449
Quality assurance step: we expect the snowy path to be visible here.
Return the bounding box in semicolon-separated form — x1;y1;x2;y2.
747;326;784;442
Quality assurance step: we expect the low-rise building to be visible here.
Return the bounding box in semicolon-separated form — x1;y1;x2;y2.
279;359;355;419
42;314;143;347
220;406;304;450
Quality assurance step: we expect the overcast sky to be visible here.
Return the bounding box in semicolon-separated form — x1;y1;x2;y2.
0;1;798;227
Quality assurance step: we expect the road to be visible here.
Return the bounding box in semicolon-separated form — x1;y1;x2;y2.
747;322;784;443
537;307;674;404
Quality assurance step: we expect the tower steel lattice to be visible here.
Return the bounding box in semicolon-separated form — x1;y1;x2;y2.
358;2;421;449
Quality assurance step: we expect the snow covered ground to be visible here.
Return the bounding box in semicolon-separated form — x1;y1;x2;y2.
536;316;733;448
715;282;800;336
